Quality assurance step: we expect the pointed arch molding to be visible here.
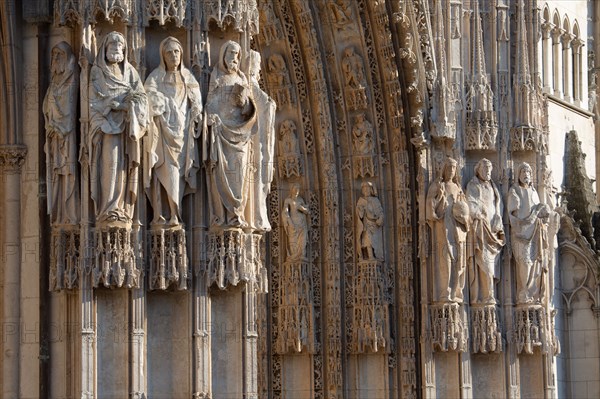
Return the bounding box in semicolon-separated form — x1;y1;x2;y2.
254;0;433;397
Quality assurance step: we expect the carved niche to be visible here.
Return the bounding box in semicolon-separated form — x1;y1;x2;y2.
341;46;368;111
266;54;293;108
277;119;302;179
351;113;376;179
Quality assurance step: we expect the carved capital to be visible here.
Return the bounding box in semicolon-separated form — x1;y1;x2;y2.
541;22;553;39
571;38;585;53
0;145;27;172
561;32;574;48
550;27;563;43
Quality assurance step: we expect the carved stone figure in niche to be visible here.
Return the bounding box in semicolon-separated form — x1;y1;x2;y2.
144;36;202;226
246;50;276;232
356;182;384;261
43;41;79;225
204;40;275;231
329;0;353;31
89;31;148;224
352;113;374;155
282;184;309;262
426;157;470;303
466;159;506;305
278;119;302;178
267;54;292;107
342;47;368;110
508;162;553;305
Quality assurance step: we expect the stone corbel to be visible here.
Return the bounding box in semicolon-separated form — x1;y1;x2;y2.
0;145;27;172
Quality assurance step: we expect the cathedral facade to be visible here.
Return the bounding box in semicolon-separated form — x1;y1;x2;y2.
1;0;599;398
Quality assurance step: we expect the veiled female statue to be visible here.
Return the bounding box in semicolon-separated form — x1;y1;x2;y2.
43;41;79;225
282;184;309;261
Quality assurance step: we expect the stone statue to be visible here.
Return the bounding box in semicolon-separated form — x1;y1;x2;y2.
203;40;275;231
43;41;79;225
426;157;470;303
144;36;202;226
507;162;553;305
342;47;366;89
352;113;374;155
89;31;148;224
329;0;353;31
356;182;384;261
247;49;277;232
282;184;309;261
466;158;505;305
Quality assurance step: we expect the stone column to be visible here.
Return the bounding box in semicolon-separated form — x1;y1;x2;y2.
561;32;574;102
551;28;563;97
572;39;584;105
541;22;553;93
0;145;27;398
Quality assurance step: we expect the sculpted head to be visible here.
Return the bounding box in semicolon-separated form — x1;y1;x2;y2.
517;162;533;187
441;157;458;182
222;41;242;73
361;181;377;197
475;158;493;182
247;50;262;80
161;37;182;72
51;42;69;75
105;32;125;64
290;183;300;198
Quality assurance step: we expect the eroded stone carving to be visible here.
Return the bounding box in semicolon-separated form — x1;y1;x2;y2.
466;159;505;305
352;113;376;178
329;0;353;32
266;54;293;107
426;158;470;303
508;162;553;305
44;41;81;291
282;184;309;262
44;41;80;226
278;119;302;178
342;47;368;110
89;31;148;225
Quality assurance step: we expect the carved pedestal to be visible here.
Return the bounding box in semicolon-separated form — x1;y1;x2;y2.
347;86;368;110
351;260;390;353
470;305;502;353
513;305;559;355
148;225;189;290
429;303;467;352
50;226;81;291
92;225;142;289
205;229;267;291
279;154;302;179
353;155;376;179
276;260;315;354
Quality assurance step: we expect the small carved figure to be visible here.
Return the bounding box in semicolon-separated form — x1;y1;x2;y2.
282;184;309;261
144;36;202;226
89;31;148;224
426;157;470;303
342;47;366;89
356;182;384;261
267;54;289;87
279;120;300;156
507;162;553;305
43;41;79;225
352;113;374;155
329;0;353;30
466;159;505;305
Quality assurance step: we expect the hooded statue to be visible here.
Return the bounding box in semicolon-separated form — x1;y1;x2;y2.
144;36;202;226
43;41;80;225
89;31;148;224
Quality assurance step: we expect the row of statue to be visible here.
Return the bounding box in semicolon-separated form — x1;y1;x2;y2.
426;158;559;306
44;32;276;232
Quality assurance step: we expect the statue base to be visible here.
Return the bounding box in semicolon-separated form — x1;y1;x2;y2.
513;304;558;355
353;155;376;179
429;302;467;352
276;260;315;354
470;304;502;353
91;224;142;289
351;259;390;354
148;225;189;290
50;225;80;291
203;229;267;293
